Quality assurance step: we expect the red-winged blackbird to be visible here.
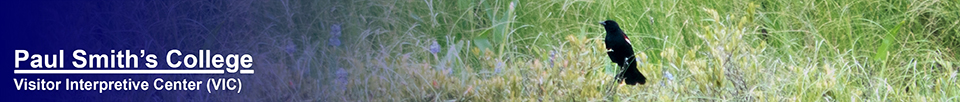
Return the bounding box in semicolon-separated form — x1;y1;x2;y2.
600;20;647;85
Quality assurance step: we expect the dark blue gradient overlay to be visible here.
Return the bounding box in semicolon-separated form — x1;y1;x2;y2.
2;1;282;101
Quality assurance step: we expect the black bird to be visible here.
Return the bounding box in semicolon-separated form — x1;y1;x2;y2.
600;20;647;85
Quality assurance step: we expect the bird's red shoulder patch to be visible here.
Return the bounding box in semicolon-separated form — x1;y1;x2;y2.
623;34;632;44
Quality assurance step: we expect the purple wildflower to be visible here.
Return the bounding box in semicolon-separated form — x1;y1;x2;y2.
549;51;556;68
429;40;440;54
663;71;674;81
328;37;341;47
330;24;342;37
494;59;504;74
285;40;296;54
336;68;348;90
329;24;342;47
661;71;674;87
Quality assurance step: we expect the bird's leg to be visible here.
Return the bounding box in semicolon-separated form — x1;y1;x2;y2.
618;79;626;87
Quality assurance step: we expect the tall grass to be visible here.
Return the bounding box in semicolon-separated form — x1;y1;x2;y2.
246;0;959;101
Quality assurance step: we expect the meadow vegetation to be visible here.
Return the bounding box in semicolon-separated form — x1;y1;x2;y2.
243;0;959;101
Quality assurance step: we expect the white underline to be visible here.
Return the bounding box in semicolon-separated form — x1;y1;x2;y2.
240;70;254;74
13;70;255;74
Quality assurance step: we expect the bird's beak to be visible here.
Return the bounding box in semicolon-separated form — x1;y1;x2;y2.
599;21;606;25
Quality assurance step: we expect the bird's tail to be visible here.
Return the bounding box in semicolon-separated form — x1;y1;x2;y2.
618;57;647;85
